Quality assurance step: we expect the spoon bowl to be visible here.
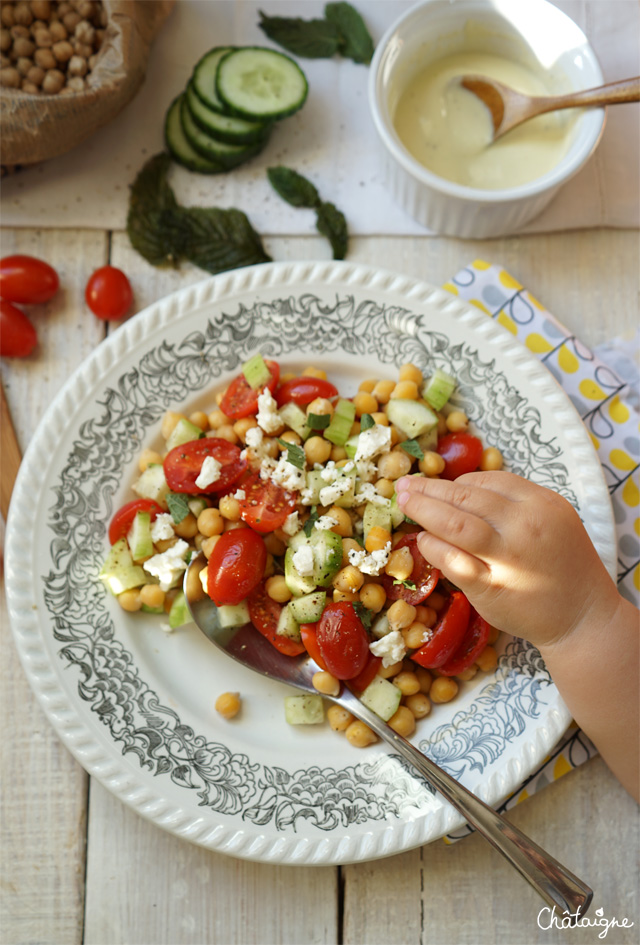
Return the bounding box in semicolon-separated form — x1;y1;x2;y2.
185;553;593;916
460;75;640;141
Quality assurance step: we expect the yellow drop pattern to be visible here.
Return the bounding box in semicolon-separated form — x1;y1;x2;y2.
497;311;517;335
553;756;572;780
579;378;607;401
499;269;522;290
558;345;579;374
525;333;553;354
472;259;491;271
611;449;638;472
622;475;639;507
609;395;630;424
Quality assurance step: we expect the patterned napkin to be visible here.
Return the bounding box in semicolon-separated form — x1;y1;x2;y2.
442;260;639;842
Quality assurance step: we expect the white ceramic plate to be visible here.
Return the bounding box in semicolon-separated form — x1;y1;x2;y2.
5;261;615;865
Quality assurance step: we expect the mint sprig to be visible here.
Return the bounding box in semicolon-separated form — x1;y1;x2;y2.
267;166;348;260
258;3;373;64
166;492;191;524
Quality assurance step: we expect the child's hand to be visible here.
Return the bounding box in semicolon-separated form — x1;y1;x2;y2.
395;471;619;650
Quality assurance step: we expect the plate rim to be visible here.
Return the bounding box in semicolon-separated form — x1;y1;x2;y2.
5;259;615;864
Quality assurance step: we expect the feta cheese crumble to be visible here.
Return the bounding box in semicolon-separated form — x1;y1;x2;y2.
261;454;306;492
314;514;338;531
232;488;246;500
143;539;190;591
353;483;391;508
256;389;282;434
369;629;407;667
245;426;264;449
150;513;175;543
292;544;315;576
354;424;391;462
194;455;222;489
347;541;392;576
319;477;352;507
282;511;300;536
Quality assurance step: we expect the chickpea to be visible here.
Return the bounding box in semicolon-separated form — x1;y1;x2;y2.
374;478;394;499
1;7;14;28
197;507;224;537
476;645;498;673
399;363;424;385
340;537;361;567
34;27;53;47
480;447;504;471
312;671;340;697
352;391;378;417
419;451;445;477
390;380;419;400
218;495;241;521
330;445;347;462
306;396;333;418
456;666;478;682
0;65;20;86
488;624;500;645
415;667;432;693
327;705;354;732
345;720;377;748
378;660;404;679
402;621;429;650
429;590;447;612
26;64;44;85
326;505;352;538
349;421;361;437
161;410;183;441
385;546;414;582
20;78;37;92
215;423;239;444
16;56;32;75
333;565;364;594
31;0;52;17
13;2;33;27
49;21;68;42
0;28;10;53
388;706;416;737
201;535;221;558
278;429;301;447
372;379;395;404
377;450;412;481
359;582;386;613
187;410;209;431
304;435;332;465
224;519;246;533
358;378;376;393
208;407;228;429
215;692;241;720
415;605;437;628
333;588;359;603
265;575;292;603
264;532;286;557
34;46;55;68
387;599;417;631
41;66;64;91
365;525;392;553
13;34;34;55
393;670;421;696
138;447;162;472
405;693;431;719
302;366;327;379
430;677;459;704
118;589;142;612
446;410;469;433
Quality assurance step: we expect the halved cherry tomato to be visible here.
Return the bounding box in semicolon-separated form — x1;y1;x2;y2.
411;591;471;669
348;653;382;693
275;376;338;407
380;533;440;605
316;602;370;680
108;498;163;544
207;528;267;606
163;438;246;494
439;609;491;676
247;582;306;656
237;473;297;534
0;254;59;304
220;359;280;420
0;299;37;357
300;622;328;671
85;266;133;321
437;433;483;480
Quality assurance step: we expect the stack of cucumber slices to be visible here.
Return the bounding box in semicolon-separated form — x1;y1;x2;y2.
165;46;309;174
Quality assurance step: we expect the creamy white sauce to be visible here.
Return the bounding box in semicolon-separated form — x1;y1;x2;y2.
393;51;574;190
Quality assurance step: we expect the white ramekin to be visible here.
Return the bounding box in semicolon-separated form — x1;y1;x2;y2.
368;0;606;238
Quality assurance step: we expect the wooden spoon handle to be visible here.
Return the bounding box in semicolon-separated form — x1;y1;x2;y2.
536;76;640;113
1;383;22;521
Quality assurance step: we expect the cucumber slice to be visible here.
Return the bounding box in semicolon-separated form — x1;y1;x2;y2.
127;510;153;561
168;590;191;630
276;602;301;641
324;398;356;446
284;543;317;597
386;399;439;439
132;464;169;507
165;95;225;174
284;694;324;725
310;529;343;587
288;590;326;624
217;601;250;629
422;369;456;411
99;539;146;596
242;352;272;389
216;47;308;120
344;433;359;460
165;416;204;451
192;46;234;114
187;496;209;518
186;79;270;144
359;676;402;721
180;96;267;169
362;502;392;541
279;401;310;440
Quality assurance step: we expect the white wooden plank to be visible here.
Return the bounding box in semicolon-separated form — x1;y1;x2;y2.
0;229;109;945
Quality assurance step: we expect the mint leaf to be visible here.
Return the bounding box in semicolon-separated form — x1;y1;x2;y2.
400;439;424;461
325;2;374;64
127;154;183;267
393;578;416;590
166;492;190;524
304;507;319;537
315;200;348;260
307;412;331;430
278;439;306;469
353;601;374;629
181;206;270;274
267;166;320;209
360;413;375;431
258;11;341;59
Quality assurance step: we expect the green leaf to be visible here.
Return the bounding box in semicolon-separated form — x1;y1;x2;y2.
324;2;374;64
303;507;319;537
126;153;183;267
393;578;417;590
400;439;424;460
307;412;331;430
267;166;320;209
166;492;191;524
278;439;306;469
258;10;341;59
352;601;374;629
315;200;348;260
181;206;271;274
360;413;375;431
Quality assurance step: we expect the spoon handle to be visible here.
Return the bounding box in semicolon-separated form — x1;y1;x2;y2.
339;687;593;918
536;76;640;113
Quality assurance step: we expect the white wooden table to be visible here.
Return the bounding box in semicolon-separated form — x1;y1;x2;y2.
1;226;638;945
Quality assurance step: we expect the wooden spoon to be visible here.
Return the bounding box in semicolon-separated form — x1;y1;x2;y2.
460;75;640;141
1;383;22;522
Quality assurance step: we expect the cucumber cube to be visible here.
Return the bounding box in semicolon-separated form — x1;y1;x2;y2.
284;694;324;725
360;676;402;721
99;538;146;596
165;417;205;451
386;399;438;439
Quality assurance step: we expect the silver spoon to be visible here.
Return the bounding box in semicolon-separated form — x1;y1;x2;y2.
460;75;640;140
184;553;593;917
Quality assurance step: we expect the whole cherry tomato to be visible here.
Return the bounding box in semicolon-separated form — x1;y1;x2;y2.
316;602;370;680
108;498;163;545
220;359;280;420
380;532;440;605
85;266;133;320
237;472;297;534
437;433;483;480
439;609;492;676
411;591;471;669
299;622;329;671
163;438;246;494
247;582;306;656
207;528;267;606
0;299;37;357
0;254;59;304
275;376;338;408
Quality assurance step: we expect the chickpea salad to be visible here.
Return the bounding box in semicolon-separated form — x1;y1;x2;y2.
100;354;503;747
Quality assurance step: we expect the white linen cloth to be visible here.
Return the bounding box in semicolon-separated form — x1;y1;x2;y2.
1;0;638;235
